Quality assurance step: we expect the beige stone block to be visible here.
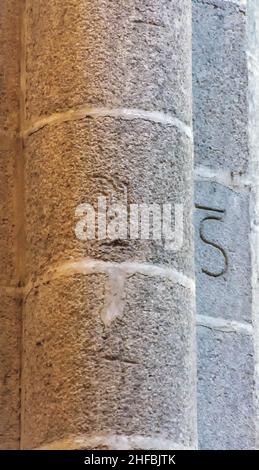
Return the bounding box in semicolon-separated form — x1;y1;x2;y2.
0;292;21;449
0;0;20;132
0;138;18;286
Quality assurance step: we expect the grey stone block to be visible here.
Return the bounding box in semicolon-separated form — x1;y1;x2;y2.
197;325;255;449
195;181;252;323
193;0;249;171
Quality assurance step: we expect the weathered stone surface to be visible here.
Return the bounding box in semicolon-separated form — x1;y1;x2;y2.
0;139;17;286
193;0;248;171
193;0;257;451
0;0;20;132
22;0;195;451
25;118;193;281
0;1;21;452
195;181;251;323
0;293;21;450
0;0;20;286
197;326;255;450
22;274;196;449
25;0;191;123
248;0;259;452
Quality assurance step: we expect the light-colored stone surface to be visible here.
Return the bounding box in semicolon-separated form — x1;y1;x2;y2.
25;0;191;123
2;0;259;451
24;118;193;282
197;326;255;449
22;0;196;450
0;292;21;450
247;0;259;449
22;274;196;449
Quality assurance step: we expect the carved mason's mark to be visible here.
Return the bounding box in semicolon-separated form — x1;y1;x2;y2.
199;216;228;277
195;205;228;278
195;204;225;214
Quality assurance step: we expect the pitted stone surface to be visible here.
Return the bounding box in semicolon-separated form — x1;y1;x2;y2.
195;181;251;323
24;118;193;281
0;140;17;286
22;274;196;449
25;0;191;123
193;0;248;172
193;0;256;450
0;293;21;450
22;0;196;451
0;0;20;132
198;326;255;450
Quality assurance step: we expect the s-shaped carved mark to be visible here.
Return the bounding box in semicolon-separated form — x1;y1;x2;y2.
199;216;228;278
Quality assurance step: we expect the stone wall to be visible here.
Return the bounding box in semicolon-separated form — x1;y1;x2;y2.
193;0;257;449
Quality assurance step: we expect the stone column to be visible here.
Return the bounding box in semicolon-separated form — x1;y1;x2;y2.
21;0;196;449
193;0;256;449
0;1;22;450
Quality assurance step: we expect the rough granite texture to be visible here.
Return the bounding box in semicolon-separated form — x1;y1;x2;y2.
25;0;191;123
21;0;196;450
195;181;251;323
198;326;255;450
22;274;196;449
1;0;258;452
193;0;249;172
0;293;21;450
25;118;193;282
193;0;256;450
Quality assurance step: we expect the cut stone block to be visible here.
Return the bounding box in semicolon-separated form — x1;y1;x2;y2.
0;292;21;449
0;138;18;286
25;0;191;123
195;181;252;323
193;0;249;172
22;273;196;449
25;118;193;281
198;325;255;450
0;0;20;132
